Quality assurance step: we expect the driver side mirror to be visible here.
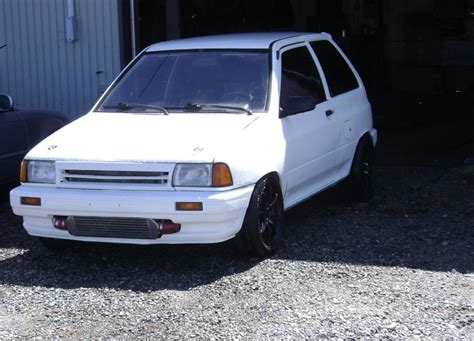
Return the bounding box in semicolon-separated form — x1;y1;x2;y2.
0;94;14;112
280;95;316;118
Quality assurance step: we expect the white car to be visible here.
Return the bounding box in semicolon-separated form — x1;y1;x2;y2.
10;32;377;256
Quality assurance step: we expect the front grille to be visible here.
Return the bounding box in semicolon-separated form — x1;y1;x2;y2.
63;169;169;185
67;216;160;239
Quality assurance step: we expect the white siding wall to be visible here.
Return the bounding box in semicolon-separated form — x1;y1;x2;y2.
0;0;121;118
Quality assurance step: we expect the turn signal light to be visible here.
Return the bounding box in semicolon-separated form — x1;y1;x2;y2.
176;202;203;211
212;163;233;187
20;160;28;182
20;196;41;206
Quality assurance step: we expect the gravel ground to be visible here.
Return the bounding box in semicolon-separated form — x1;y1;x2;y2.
0;166;472;338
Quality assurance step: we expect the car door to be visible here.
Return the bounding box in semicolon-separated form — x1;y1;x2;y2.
0;109;28;182
309;40;365;178
279;43;340;207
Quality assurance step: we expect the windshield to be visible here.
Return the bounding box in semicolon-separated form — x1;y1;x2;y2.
98;50;270;113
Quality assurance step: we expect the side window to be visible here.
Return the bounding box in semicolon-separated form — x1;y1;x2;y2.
310;40;359;97
280;46;326;115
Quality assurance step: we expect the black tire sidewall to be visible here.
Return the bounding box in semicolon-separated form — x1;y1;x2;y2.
239;175;284;257
351;135;376;201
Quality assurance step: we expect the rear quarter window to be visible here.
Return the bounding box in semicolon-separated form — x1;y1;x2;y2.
310;40;359;97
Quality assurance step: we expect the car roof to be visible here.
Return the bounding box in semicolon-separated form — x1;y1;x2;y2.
146;32;330;52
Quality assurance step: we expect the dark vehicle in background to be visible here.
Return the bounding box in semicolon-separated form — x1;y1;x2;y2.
0;94;69;184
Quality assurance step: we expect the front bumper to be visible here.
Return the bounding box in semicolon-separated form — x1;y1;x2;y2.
9;185;254;244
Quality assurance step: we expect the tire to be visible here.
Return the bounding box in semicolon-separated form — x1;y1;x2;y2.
38;237;73;250
236;175;284;257
349;135;376;202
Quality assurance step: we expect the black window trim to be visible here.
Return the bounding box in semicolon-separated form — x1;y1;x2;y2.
276;41;304;59
308;39;362;99
303;40;332;101
278;43;328;118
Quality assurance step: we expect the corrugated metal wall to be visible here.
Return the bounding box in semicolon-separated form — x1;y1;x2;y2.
0;0;122;118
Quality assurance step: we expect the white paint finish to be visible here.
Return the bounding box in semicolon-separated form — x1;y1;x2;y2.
275;43;341;206
0;0;121;119
11;33;375;245
343;120;352;140
10;184;253;244
280;102;341;206
334;89;373;177
147;32;327;52
30;112;258;164
312;38;372;181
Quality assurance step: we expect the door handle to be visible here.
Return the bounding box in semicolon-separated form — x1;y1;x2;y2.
325;109;335;117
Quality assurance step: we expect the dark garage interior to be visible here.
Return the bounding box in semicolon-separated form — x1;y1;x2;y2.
125;0;474;167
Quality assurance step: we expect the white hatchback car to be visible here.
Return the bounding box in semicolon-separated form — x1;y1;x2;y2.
10;32;377;256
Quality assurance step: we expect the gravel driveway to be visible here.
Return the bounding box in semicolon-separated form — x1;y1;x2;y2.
0;166;472;338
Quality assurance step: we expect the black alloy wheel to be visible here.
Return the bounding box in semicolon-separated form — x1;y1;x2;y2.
237;175;284;257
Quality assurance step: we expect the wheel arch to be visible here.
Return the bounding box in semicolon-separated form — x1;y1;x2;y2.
360;131;375;147
260;170;284;192
350;132;375;169
262;171;282;185
349;131;376;202
236;170;285;257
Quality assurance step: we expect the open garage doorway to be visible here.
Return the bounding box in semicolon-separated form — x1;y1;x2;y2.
123;0;474;167
128;0;386;105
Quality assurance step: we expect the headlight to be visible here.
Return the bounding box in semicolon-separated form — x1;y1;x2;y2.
172;163;233;187
24;160;56;183
173;163;212;187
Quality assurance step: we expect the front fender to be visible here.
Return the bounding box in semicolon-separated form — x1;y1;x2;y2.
213;115;286;191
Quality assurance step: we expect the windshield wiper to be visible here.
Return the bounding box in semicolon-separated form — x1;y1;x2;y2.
104;102;169;115
184;103;253;115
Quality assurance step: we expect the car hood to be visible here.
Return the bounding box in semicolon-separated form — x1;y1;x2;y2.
27;112;259;162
